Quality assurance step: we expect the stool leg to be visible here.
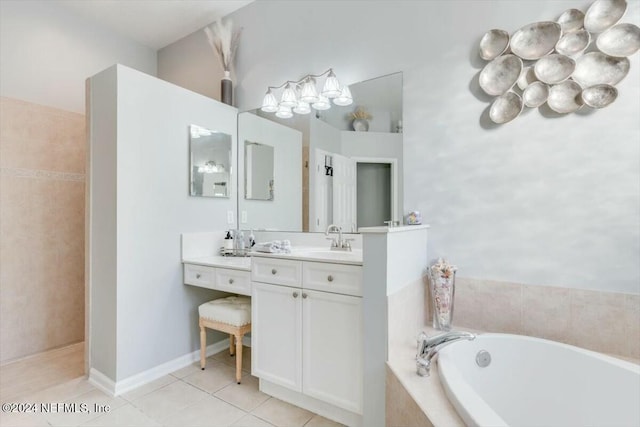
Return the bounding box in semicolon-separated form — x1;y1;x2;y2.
235;333;243;384
229;334;235;356
199;321;206;370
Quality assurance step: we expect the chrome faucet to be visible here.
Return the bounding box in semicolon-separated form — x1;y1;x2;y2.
325;224;353;251
416;331;476;376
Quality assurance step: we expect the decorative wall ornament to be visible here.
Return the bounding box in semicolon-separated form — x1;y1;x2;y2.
477;0;640;124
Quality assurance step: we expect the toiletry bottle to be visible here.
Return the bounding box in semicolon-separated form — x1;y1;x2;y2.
224;230;234;253
238;231;245;251
248;230;256;248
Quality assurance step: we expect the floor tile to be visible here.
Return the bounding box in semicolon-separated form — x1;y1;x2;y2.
214;375;269;412
121;375;177;402
0;410;50;427
81;403;161;427
44;388;127;427
171;359;222;379
232;413;276;427
163;394;246;427
20;377;95;404
251;398;314;427
182;363;240;394
130;380;209;423
212;346;251;373
303;414;345;427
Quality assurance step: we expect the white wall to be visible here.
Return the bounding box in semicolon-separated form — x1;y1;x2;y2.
238;112;302;231
88;65;238;382
159;0;640;294
0;0;157;113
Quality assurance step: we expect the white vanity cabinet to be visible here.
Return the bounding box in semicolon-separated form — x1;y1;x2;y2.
183;260;251;296
251;257;363;416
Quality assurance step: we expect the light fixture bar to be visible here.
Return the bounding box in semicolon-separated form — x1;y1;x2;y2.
260;69;352;117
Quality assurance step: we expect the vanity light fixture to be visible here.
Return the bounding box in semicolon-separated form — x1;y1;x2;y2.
261;68;353;117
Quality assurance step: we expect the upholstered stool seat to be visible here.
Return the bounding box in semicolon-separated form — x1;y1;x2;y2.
198;296;251;384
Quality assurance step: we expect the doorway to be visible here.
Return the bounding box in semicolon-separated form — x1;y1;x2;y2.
356;160;396;228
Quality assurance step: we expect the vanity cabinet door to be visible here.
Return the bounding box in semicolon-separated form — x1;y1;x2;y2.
252;282;302;392
302;289;363;414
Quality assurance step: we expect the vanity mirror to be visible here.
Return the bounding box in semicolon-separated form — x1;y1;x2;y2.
237;72;403;232
189;125;232;198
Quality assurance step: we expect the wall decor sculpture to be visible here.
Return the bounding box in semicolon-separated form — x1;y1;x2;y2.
478;0;640;124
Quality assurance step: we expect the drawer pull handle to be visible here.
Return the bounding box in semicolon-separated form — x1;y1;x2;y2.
293;292;299;298
327;275;334;282
271;269;277;275
302;293;308;299
196;273;201;279
228;278;234;284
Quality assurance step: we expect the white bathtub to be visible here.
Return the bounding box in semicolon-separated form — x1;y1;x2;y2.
437;333;640;427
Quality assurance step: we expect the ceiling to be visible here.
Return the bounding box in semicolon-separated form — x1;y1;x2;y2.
54;0;254;50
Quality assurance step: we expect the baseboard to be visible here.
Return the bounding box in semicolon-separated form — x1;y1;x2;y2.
89;337;251;396
260;379;362;427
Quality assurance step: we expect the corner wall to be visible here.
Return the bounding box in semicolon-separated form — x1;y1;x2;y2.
88;65;238;383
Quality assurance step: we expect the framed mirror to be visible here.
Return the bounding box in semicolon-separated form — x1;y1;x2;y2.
244;141;275;200
189;124;232;198
237;72;403;231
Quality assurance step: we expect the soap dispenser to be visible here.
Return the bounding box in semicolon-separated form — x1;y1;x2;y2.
224;230;234;253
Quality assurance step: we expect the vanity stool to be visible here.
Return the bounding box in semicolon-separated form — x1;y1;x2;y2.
198;296;251;384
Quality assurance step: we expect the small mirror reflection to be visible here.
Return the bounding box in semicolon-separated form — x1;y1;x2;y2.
244;141;275;200
189;125;232;198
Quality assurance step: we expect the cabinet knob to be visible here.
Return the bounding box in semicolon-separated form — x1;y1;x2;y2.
327;275;334;282
271;269;277;275
293;292;299;298
196;273;201;279
302;293;308;299
228;278;234;284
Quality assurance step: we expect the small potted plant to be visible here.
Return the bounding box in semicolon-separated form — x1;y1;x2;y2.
350;107;372;131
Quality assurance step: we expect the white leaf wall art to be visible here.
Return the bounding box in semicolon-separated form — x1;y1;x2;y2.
476;0;640;124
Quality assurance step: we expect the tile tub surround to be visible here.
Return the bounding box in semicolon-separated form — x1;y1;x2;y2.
451;277;640;360
0;97;86;363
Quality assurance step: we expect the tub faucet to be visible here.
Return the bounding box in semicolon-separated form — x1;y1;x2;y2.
416;331;476;377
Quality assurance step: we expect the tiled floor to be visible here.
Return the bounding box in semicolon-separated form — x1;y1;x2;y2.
0;345;343;427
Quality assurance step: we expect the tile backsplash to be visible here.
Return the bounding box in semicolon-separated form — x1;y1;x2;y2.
452;277;640;360
0;97;85;363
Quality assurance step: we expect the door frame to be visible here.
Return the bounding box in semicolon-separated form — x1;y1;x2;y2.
351;157;399;226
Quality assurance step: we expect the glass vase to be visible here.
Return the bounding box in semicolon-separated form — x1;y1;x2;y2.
430;270;456;331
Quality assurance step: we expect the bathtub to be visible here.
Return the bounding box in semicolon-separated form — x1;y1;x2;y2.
437;333;640;427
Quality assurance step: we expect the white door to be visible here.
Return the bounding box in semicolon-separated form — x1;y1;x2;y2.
252;282;302;391
302;289;363;414
332;154;357;232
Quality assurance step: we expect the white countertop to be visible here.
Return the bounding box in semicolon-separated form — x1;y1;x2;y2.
250;247;363;266
182;255;251;271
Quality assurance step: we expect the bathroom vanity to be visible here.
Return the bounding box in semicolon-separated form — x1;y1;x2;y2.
183;256;251;296
250;252;363;425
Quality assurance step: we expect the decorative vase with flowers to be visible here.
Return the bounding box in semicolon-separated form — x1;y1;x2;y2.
204;20;242;106
350;107;372;131
429;258;457;331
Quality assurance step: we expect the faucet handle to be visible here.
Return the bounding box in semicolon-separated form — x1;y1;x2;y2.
342;238;355;250
326;237;338;247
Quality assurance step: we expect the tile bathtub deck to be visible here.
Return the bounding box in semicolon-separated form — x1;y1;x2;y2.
0;347;343;427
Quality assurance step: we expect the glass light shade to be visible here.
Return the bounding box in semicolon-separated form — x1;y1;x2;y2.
261;90;278;112
299;79;319;103
275;105;293;118
293;101;311;115
280;83;298;108
312;95;331;110
322;70;342;98
333;85;353;106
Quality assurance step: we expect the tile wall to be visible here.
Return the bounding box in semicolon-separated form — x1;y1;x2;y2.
0;97;85;363
453;278;640;360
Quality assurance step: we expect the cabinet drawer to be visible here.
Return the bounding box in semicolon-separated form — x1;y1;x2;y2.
215;269;251;296
303;262;362;296
184;264;215;288
252;257;302;287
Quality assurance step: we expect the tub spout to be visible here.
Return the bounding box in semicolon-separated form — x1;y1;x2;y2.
416;331;476;377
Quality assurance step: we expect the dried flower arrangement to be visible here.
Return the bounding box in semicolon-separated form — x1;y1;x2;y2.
430;258;457;279
349;107;372;121
429;258;457;330
204;19;242;72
